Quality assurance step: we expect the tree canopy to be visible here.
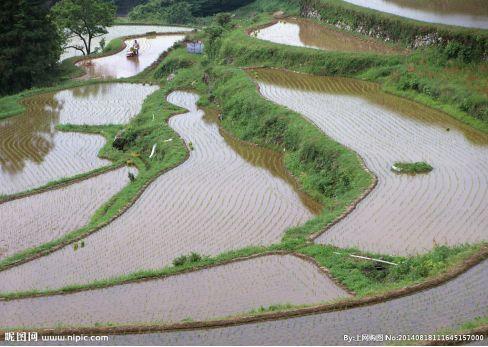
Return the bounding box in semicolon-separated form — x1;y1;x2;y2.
0;0;62;95
52;0;116;55
129;0;254;23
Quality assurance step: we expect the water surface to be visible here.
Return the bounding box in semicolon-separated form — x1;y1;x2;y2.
78;35;185;79
109;260;488;345
342;0;488;29
0;167;135;259
0;91;321;292
61;25;192;61
253;69;488;255
255;19;402;53
0;255;349;328
0;83;156;195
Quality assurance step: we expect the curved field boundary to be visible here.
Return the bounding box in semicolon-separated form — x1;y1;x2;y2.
0;250;352;302
0;245;485;336
243;66;378;242
0;37;189;270
0;254;352;330
0;90;320;292
0;104;189;273
74;32;192;80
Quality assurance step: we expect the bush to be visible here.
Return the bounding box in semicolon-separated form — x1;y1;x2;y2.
172;255;188;266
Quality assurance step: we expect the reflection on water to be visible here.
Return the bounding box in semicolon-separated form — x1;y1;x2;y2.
255;19;402;54
203;108;322;214
342;0;488;29
0;83;157;195
0;91;322;292
78;35;185;79
61;25;193;61
253;68;488;255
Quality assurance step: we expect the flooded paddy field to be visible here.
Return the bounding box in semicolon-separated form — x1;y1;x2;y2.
0;255;349;329
0;166;135;260
110;260;488;345
61;25;192;61
0;91;321;292
0;83;156;195
253;69;488;255
342;0;488;29
78;35;186;79
254;19;402;54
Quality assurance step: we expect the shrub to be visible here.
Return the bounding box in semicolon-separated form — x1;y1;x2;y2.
172;255;188;266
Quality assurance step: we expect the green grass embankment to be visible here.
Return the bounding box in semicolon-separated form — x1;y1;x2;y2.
1;46;485;303
301;0;488;61
216;17;487;132
0;85;188;271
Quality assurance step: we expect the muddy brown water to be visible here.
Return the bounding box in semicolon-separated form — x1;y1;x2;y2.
0;255;349;329
0;91;321;292
0;167;136;260
105;260;488;345
342;0;488;29
252;69;488;255
77;35;185;79
61;25;193;61
254;19;403;54
0;83;157;195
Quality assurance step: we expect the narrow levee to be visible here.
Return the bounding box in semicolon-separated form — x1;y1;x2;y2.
341;0;488;29
0;166;136;260
0;254;349;329
78;35;186;79
253;18;403;54
109;259;488;345
253;69;488;255
0;91;321;292
0;83;157;195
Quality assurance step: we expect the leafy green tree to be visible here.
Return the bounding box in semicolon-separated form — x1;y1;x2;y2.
166;1;193;24
0;0;62;95
52;0;116;55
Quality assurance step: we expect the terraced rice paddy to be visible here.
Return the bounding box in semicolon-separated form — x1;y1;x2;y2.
110;260;488;345
341;0;488;29
0;166;135;259
0;83;156;195
254;19;402;54
253;69;488;255
60;25;192;61
0;255;349;329
0;91;321;292
78;35;186;79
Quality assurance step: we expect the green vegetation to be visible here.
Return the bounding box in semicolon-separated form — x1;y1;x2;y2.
0;3;486;324
129;0;256;23
1;40;485;304
172;252;202;266
52;0;116;55
302;0;488;62
0;0;62;95
0;83;189;270
392;161;433;174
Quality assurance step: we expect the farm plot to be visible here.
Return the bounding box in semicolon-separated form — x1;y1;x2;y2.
0;83;156;195
253;19;402;54
78;35;186;79
253;69;488;255
0;166;136;259
60;25;193;61
108;260;488;345
0;91;321;292
0;254;349;329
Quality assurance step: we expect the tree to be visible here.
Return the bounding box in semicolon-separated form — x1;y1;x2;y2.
0;0;62;95
165;2;193;24
51;0;116;56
